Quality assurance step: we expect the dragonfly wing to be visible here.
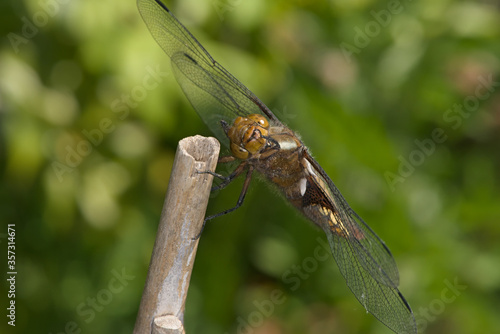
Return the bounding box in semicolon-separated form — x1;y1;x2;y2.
335;205;400;288
324;226;417;334
169;51;246;146
306;155;417;334
137;0;280;145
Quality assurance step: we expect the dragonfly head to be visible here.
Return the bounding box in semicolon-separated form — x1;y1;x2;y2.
225;114;270;160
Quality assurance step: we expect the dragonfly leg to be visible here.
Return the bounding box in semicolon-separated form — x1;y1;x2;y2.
193;165;254;239
197;170;230;181
195;155;235;180
196;154;237;177
197;160;247;192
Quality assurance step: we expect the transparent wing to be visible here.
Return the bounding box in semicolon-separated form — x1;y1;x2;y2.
137;0;280;146
306;156;417;334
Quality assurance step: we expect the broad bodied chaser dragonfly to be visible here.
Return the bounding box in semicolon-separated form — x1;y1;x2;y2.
137;0;417;333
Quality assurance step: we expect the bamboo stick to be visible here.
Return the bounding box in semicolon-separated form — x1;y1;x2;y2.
133;135;220;334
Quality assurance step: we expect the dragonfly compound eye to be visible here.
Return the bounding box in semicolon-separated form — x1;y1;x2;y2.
227;115;269;157
230;142;249;160
248;114;269;129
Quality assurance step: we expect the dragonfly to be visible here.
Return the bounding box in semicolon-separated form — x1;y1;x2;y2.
137;0;417;333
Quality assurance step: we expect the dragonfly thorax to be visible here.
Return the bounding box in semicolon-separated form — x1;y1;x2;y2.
226;114;270;160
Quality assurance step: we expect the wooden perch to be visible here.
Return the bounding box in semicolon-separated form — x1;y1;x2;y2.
133;135;220;334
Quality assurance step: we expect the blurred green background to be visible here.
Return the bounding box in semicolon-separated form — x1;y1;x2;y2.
1;0;499;333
